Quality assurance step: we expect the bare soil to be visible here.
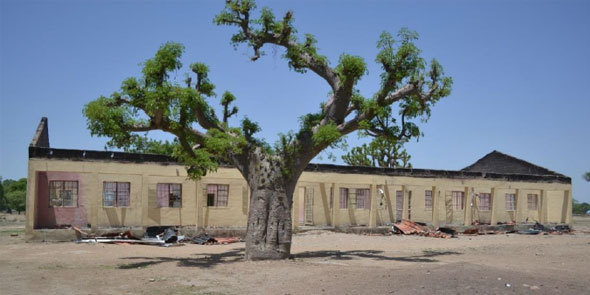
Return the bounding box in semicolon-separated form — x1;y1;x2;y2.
1;215;589;295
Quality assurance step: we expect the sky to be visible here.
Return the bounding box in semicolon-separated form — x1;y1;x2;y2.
1;0;589;202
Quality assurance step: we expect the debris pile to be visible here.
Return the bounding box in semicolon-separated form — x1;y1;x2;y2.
518;222;571;235
393;220;453;239
73;226;241;246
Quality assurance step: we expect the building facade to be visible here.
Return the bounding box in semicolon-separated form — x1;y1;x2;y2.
25;118;573;239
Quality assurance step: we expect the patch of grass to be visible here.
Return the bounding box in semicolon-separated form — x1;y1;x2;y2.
0;228;25;236
39;264;68;270
148;284;226;295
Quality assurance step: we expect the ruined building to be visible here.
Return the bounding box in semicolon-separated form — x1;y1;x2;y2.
26;118;573;239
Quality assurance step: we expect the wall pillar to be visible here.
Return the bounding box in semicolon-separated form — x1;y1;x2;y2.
292;186;299;230
565;190;573;226
332;183;339;227
515;189;525;223
401;185;408;220
431;186;439;228
464;187;472;226
90;172;99;233
369;182;378;228
542;190;548;223
195;182;202;229
25;164;37;238
538;190;545;223
490;188;498;225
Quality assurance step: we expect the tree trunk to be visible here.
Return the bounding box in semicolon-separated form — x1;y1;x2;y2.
236;148;296;260
244;177;293;260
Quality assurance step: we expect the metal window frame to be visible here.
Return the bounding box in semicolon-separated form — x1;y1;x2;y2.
49;180;78;208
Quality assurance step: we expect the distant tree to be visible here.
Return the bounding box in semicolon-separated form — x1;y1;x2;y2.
0;177;7;211
573;199;590;215
2;178;26;214
84;0;451;259
118;135;176;156
584;172;590;182
342;138;412;168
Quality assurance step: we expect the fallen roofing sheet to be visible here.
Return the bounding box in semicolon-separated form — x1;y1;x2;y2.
393;220;453;239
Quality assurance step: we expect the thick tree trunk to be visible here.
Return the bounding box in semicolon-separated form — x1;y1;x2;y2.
235;148;296;260
244;182;293;260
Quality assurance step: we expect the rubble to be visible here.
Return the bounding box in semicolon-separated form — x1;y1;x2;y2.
393;220;453;238
518;222;571;235
72;226;240;246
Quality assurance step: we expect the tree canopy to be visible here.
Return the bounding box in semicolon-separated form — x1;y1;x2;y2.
584;172;590;182
342;138;412;168
83;0;452;259
1;178;26;213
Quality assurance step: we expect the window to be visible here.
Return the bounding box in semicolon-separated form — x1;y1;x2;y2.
339;188;349;209
49;181;78;207
478;193;491;211
156;183;182;208
505;194;516;211
207;184;229;207
355;189;370;209
424;190;433;210
527;194;538;210
452;191;464;211
103;182;130;207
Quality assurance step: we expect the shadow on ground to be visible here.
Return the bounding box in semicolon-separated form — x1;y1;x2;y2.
293;249;462;263
117;248;462;269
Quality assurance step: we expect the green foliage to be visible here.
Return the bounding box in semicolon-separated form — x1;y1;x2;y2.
342;138;412;168
0;177;6;211
221;91;239;123
335;54;367;85
214;0;327;72
584;172;590;182
205;128;248;162
241;117;261;142
113;135;178;156
312;123;341;147
2;178;26;213
142;42;185;87
573;199;590;215
84;41;252;180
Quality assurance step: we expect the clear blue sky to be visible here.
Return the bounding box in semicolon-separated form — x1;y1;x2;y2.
1;0;589;202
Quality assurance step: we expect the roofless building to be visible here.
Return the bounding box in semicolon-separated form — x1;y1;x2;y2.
25;118;572;240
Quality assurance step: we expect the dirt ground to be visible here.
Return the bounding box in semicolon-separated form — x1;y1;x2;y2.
1;215;589;295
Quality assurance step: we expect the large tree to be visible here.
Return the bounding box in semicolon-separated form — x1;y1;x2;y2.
84;0;451;260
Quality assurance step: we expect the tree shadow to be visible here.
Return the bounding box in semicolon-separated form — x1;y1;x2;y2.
293;249;462;263
118;248;245;269
117;248;462;270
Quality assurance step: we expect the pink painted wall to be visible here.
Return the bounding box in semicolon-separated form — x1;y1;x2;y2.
35;171;88;229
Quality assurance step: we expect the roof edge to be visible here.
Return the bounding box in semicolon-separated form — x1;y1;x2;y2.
29;146;571;184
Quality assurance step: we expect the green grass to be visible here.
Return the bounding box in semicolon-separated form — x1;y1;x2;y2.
0;228;24;236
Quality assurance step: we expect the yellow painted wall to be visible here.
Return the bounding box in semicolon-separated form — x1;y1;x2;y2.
26;158;573;235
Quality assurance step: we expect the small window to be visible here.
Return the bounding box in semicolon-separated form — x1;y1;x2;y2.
355;189;370;209
505;194;516;211
527;194;538;210
452;191;464;211
339;188;349;209
206;184;229;207
156;183;182;208
103;182;130;207
49;181;78;207
424;190;433;210
478;193;491;211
